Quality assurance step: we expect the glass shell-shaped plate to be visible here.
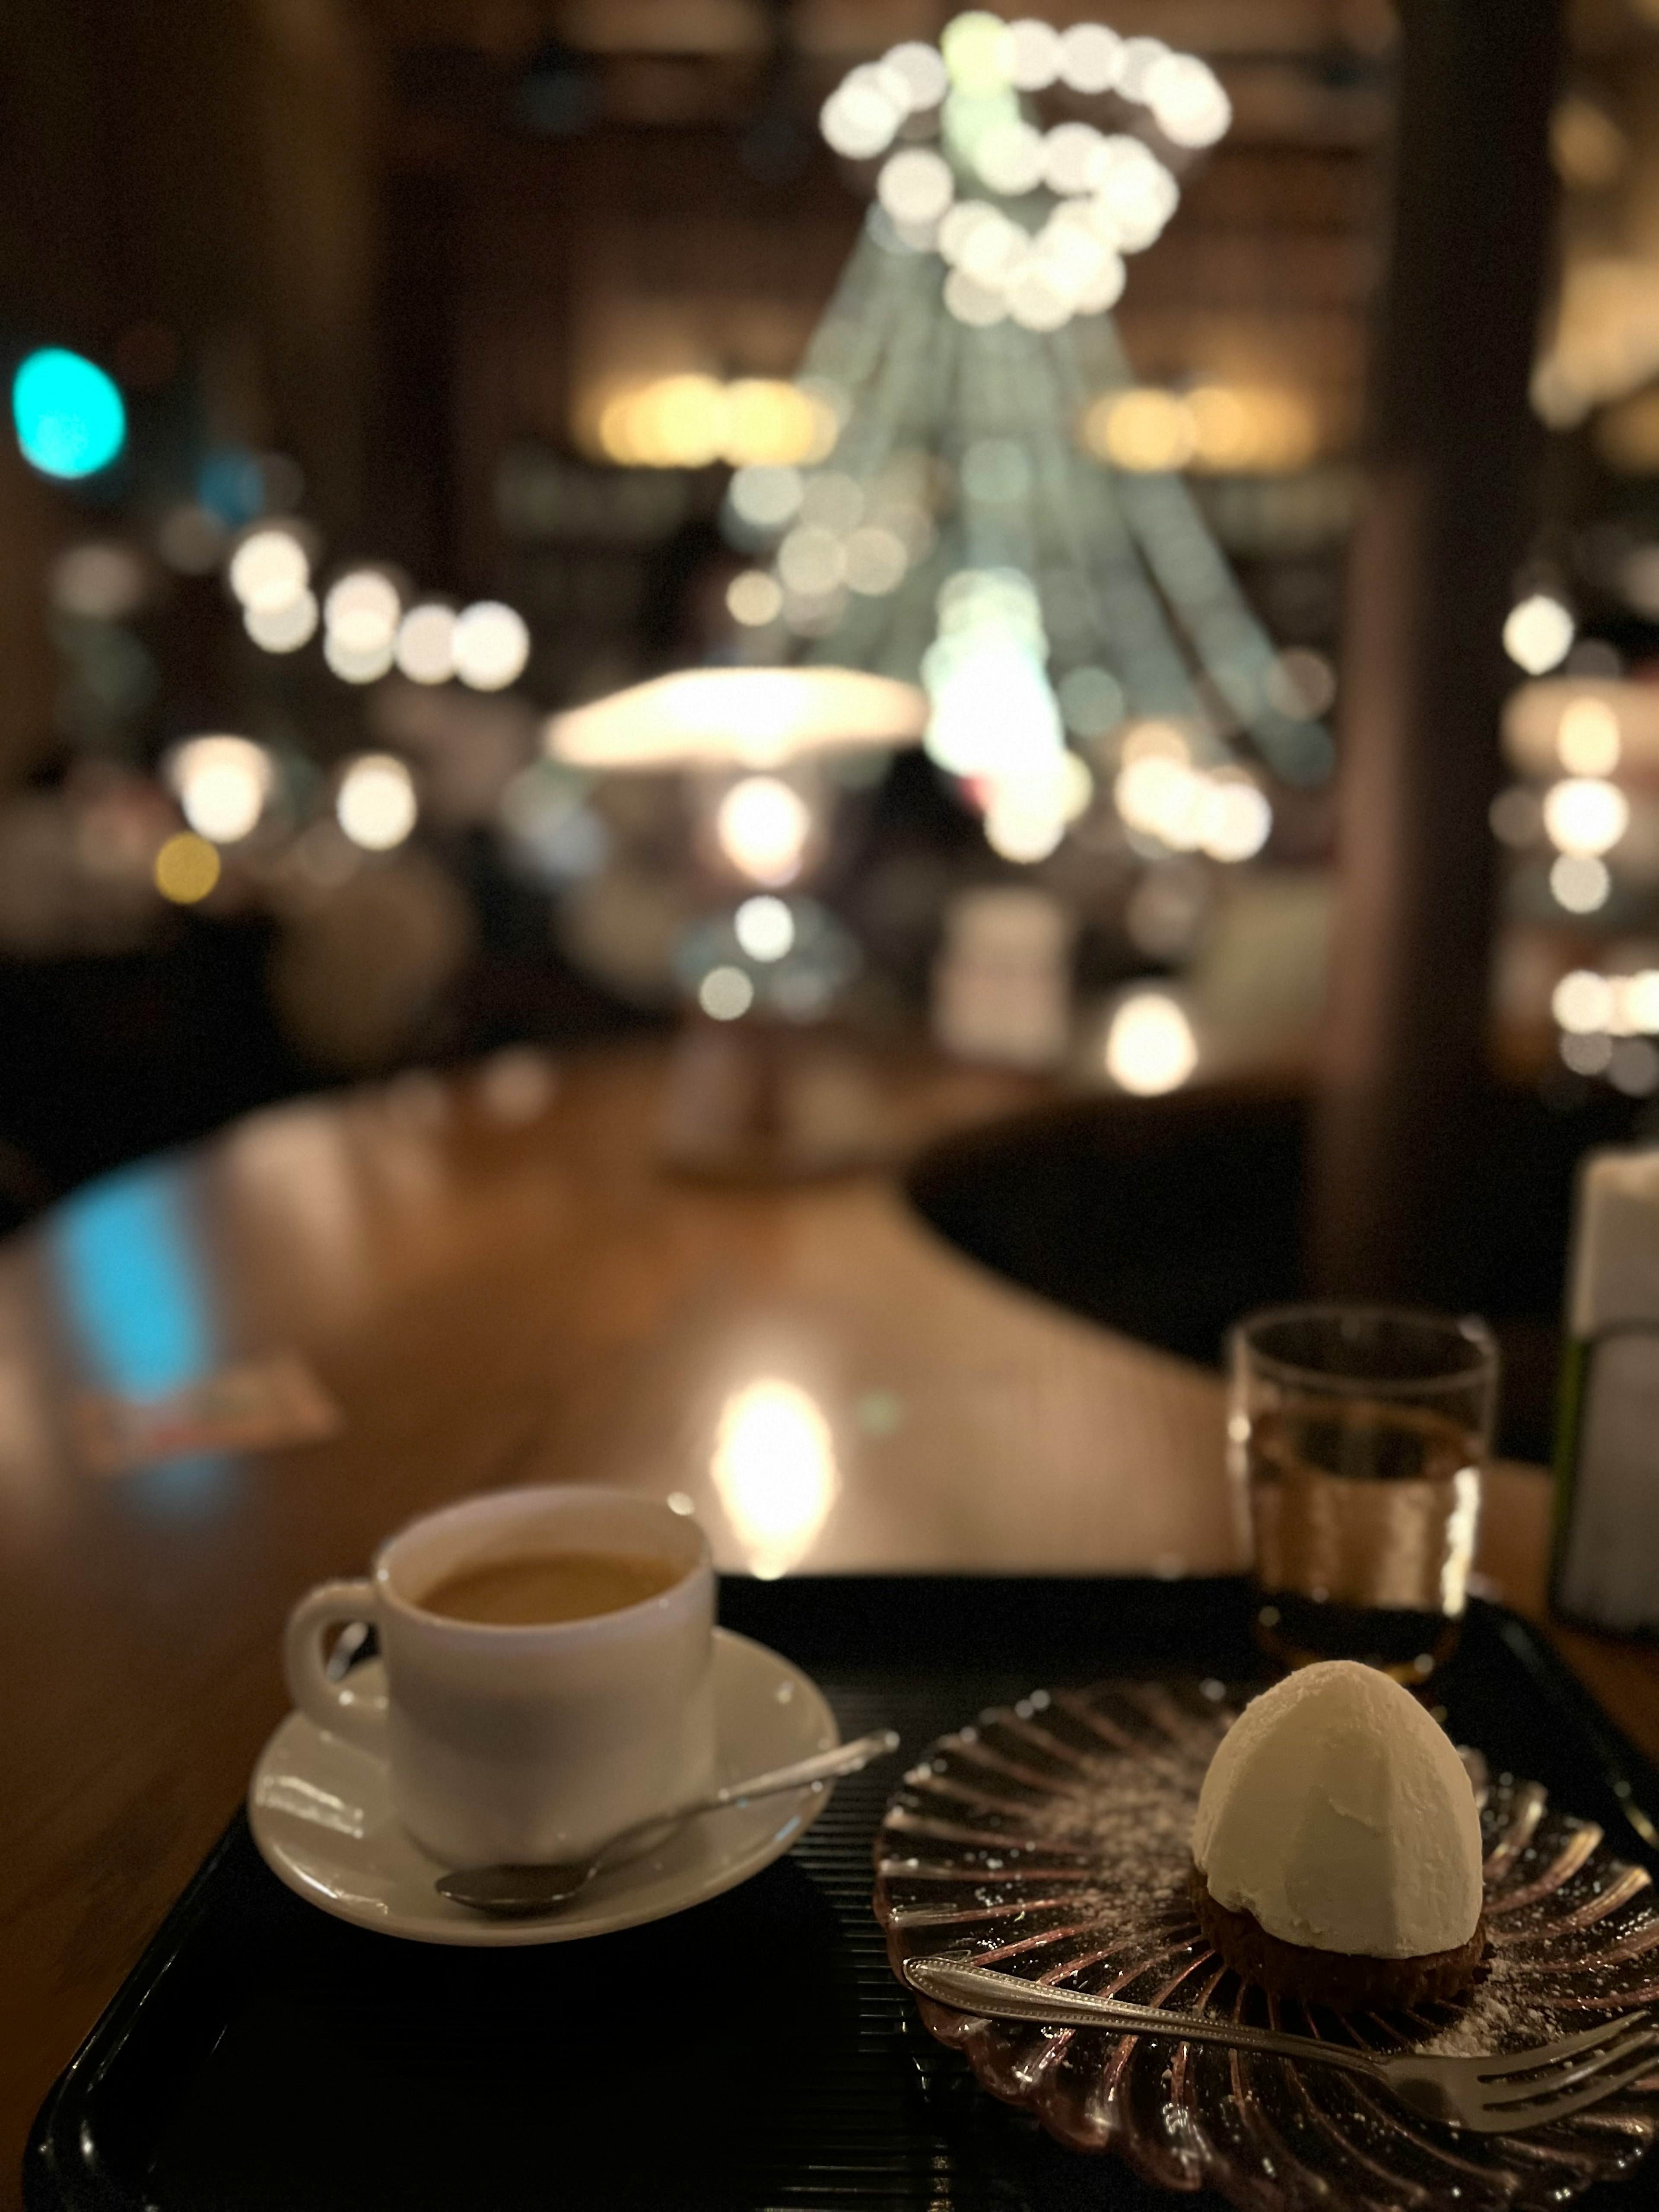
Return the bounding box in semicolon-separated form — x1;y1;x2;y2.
874;1679;1659;2212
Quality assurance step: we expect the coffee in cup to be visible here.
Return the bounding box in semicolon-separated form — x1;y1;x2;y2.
283;1486;715;1866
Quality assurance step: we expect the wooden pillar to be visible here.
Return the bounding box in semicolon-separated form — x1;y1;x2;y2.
1308;0;1563;1303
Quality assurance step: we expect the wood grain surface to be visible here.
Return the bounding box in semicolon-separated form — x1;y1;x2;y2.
1;1038;1653;2208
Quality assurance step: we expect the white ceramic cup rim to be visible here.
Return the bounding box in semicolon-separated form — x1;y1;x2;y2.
370;1484;712;1651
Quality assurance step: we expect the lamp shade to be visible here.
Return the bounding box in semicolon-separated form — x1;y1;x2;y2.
544;665;927;771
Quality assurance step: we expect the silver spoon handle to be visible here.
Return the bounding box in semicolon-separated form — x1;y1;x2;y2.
905;1959;1381;2079
592;1729;900;1869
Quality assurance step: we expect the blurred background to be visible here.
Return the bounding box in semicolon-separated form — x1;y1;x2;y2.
3;0;1657;1452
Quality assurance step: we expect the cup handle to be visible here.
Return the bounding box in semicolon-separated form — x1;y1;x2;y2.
284;1579;388;1754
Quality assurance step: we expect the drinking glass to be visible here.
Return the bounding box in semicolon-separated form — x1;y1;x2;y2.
1229;1305;1499;1683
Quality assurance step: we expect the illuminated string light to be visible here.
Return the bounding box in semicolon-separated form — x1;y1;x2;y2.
729;465;804;528
395;603;458;685
153;833;221;905
336;754;417;851
324;569;401;654
715;776;812;885
246;590;318;654
1504;593;1575;675
453;601;530;691
167;735;273;844
229;527;310;614
13;349;126;479
324;631;394;684
1104;992;1198;1095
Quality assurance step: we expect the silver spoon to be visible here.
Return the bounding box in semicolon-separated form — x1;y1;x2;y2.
435;1727;900;1917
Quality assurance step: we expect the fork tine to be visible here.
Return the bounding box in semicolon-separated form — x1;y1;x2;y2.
1475;2010;1652;2081
1479;2044;1659;2130
1480;2028;1656;2107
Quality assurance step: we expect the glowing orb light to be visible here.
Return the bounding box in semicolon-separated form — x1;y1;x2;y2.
13;349;126;479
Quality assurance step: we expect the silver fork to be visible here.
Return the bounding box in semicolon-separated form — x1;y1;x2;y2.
904;1957;1658;2135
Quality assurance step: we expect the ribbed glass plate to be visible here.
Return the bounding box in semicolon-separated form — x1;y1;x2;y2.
874;1678;1659;2212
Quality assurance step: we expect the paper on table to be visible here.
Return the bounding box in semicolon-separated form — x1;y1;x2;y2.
73;1351;343;1477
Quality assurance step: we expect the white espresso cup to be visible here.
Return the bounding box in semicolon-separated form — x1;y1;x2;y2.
284;1485;716;1866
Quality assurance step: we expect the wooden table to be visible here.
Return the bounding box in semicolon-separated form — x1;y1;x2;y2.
2;1037;1656;2207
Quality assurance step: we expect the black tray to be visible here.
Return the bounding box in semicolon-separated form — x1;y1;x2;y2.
24;1577;1659;2212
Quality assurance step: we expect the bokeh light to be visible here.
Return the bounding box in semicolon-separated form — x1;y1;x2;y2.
324;568;401;654
698;964;755;1020
1551;853;1611;912
1553;969;1615;1034
734;895;796;962
50;543;148;621
710;1377;838;1579
395;603;458;685
229;526;311;614
1542;776;1629;858
1557;696;1621;775
715;776;812;885
336;754;418;851
1144;53;1231;147
167;735;273;844
1504;593;1575;675
153;833;221;905
727;571;784;626
245;589;318;653
596;377;835;470
1104;992;1198;1095
452;601;530;691
729;464;804;529
324;630;395;684
13;349;126;479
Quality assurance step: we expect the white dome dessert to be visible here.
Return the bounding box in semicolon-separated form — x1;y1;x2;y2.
1192;1659;1483;1961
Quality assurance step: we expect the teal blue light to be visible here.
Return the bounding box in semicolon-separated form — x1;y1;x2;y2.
13;348;127;479
52;1162;210;1396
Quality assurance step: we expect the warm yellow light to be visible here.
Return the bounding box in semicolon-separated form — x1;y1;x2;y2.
167;734;273;844
1553;969;1614;1035
1086;388;1196;473
1187;385;1317;472
590;377;837;470
336;753;418;851
1557;696;1622;775
154;832;222;904
1624;970;1659;1033
545;666;926;770
715;775;811;886
1104;992;1198;1095
1543;776;1629;858
1081;385;1316;474
710;1377;838;1579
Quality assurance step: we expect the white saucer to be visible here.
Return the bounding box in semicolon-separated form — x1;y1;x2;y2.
248;1627;839;1945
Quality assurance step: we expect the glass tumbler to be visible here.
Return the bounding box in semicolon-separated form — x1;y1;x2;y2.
1229;1304;1499;1683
